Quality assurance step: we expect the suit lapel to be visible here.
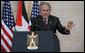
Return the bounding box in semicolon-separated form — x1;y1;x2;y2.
47;15;52;31
39;16;46;31
39;15;52;31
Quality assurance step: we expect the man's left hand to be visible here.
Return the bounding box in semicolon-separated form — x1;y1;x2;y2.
65;21;74;30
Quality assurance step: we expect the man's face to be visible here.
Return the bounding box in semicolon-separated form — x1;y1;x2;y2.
40;5;51;19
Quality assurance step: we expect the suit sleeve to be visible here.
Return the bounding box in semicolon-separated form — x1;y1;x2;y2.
56;18;70;35
30;17;41;31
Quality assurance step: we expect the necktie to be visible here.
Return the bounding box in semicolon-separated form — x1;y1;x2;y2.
44;19;47;30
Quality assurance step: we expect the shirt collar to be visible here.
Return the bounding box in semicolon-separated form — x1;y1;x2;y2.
43;17;48;24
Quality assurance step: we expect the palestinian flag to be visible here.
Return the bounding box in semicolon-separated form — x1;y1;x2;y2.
15;1;31;31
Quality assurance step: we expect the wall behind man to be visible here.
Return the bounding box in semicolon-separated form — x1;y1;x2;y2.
49;1;84;52
1;1;84;52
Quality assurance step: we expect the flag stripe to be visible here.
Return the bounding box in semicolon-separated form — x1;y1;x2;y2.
22;1;31;31
2;20;13;38
22;1;29;23
1;29;12;47
28;24;31;31
1;1;15;52
11;29;13;34
22;16;30;31
15;16;30;31
1;34;11;51
15;1;31;31
1;44;6;52
1;39;10;52
1;25;13;42
16;1;22;26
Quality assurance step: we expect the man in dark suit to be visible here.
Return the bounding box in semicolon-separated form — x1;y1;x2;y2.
31;2;74;52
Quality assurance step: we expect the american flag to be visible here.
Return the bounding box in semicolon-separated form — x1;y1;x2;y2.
30;1;40;20
1;1;15;52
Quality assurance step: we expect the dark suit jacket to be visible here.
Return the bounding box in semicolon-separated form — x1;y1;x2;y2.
31;15;70;34
31;15;70;52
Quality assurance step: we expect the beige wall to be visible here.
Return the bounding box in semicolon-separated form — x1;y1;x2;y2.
1;1;84;52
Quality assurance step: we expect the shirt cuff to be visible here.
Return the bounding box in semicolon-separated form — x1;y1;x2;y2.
65;29;70;34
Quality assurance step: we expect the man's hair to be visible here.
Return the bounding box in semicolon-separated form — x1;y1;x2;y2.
39;2;51;11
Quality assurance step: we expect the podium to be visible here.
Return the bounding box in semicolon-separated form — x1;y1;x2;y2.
12;31;59;52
